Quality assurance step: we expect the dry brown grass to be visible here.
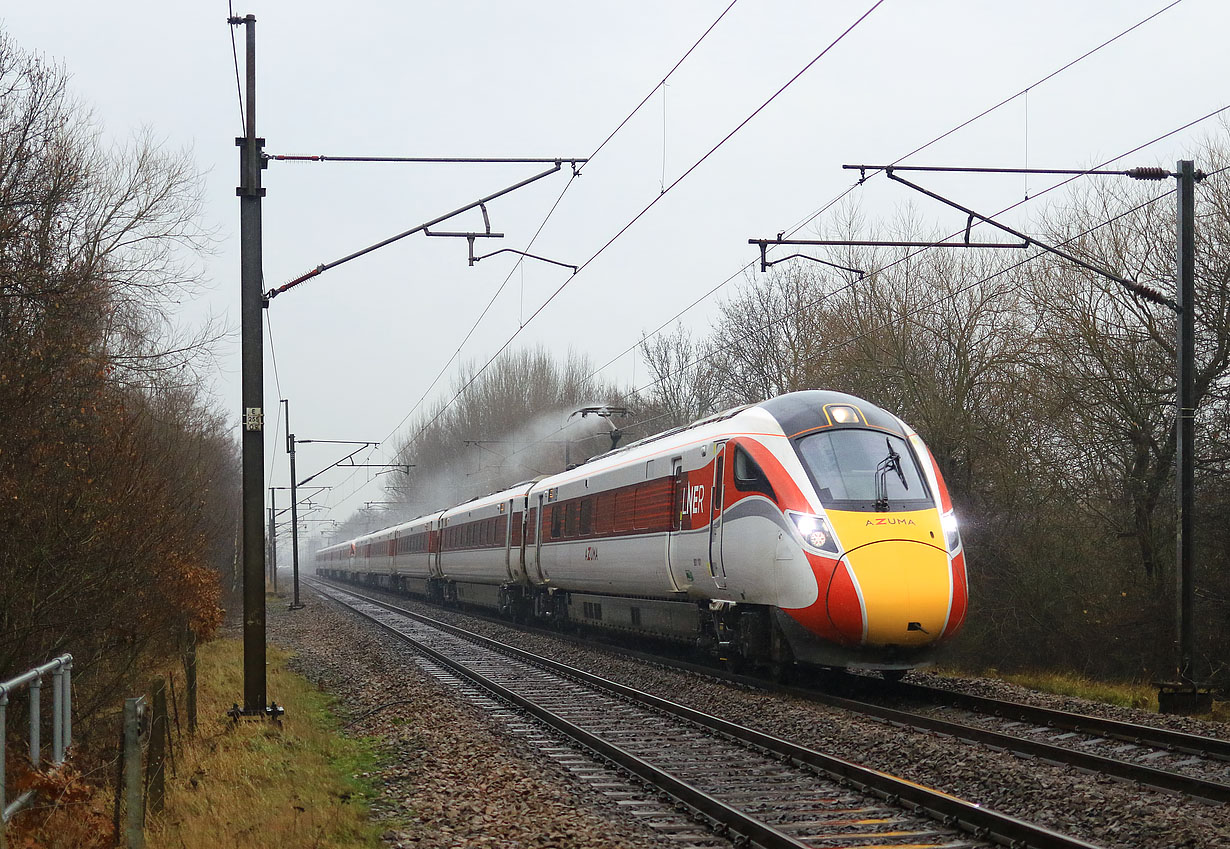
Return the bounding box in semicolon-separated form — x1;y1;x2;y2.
0;764;116;849
946;665;1228;721
145;639;384;849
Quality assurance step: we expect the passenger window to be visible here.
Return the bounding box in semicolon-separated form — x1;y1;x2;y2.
595;493;614;535
613;490;630;532
733;446;776;500
580;498;594;536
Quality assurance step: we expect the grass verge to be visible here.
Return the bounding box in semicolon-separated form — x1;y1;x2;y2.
988;669;1157;710
146;638;386;849
945;666;1228;722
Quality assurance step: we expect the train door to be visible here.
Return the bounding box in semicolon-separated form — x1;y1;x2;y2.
433;520;444;577
428;524;441;578
518;495;529;578
504;498;517;581
709;441;728;589
532;493;546;583
666;458;686;592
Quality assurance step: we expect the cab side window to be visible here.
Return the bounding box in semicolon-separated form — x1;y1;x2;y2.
733;446;776;500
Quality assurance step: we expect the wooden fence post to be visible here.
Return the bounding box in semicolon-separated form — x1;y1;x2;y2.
184;632;197;737
123;697;145;849
145;680;166;817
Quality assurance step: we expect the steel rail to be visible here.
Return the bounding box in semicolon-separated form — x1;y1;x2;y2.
511;608;1230;774
878;679;1230;762
317;583;811;849
312;580;1104;849
530;618;1230;802
778;682;1230;804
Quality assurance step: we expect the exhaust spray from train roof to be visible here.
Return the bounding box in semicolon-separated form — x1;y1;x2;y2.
334;404;620;542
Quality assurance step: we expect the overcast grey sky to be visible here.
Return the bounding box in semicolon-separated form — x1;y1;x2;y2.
4;1;1226;527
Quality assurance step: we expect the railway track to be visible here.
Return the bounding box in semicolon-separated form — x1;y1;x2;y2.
768;677;1230;804
875;677;1229;761
317;576;1230;807
835;677;1230;795
311;579;1103;849
626;640;1230;804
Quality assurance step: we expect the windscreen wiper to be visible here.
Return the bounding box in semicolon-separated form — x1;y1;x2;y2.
874;438;908;511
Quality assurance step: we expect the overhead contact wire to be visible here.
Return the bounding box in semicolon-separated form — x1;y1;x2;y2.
639;157;1228;396
515;165;1198;469
581;0;740;173
575;105;1230;439
330;0;878;513
597;0;1191;380
330;0;1178;516
367;13;1214;495
396;1;886;461
776;0;1188;251
394;4;1209;474
848;101;1230;301
372;0;744;467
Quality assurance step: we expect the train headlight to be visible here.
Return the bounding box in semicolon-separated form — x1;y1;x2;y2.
941;509;961;552
788;511;840;555
828;405;857;423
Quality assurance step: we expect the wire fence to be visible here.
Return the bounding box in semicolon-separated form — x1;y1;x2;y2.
0;638;200;849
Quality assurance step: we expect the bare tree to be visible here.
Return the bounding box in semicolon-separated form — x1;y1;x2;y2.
0;31;235;735
637;322;723;428
704;266;834;403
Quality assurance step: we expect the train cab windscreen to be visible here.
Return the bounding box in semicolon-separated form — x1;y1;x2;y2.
794;429;930;510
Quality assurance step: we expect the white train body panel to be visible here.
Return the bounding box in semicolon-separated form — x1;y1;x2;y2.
523;405;808;606
390;513;441;579
438;489;525;586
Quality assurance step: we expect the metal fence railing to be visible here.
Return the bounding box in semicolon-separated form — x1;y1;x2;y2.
0;654;73;833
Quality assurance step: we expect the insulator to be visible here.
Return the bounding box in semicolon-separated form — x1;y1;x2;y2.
1125;166;1169;181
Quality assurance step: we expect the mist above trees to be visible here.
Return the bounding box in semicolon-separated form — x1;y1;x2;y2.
326;347;627;542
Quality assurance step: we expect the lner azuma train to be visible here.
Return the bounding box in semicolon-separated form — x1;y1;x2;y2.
316;390;968;675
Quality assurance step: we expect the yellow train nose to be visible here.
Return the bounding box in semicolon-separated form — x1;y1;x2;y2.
841;540;951;647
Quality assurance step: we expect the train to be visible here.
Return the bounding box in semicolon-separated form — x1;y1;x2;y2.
315;390;968;676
